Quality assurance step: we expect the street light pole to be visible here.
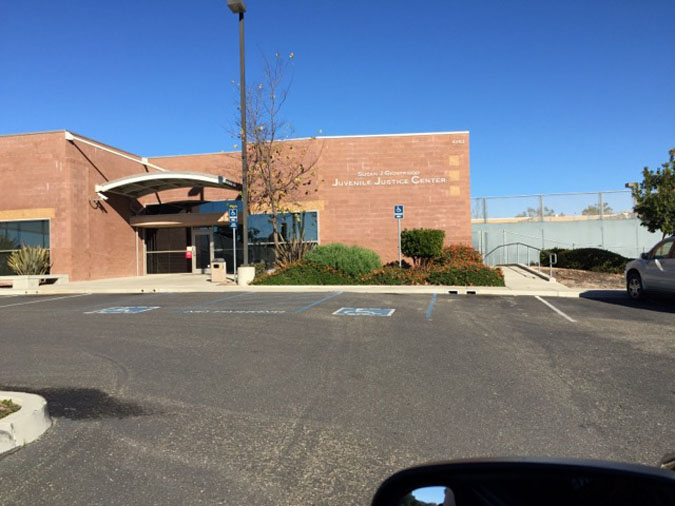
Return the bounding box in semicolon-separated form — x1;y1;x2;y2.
228;0;249;266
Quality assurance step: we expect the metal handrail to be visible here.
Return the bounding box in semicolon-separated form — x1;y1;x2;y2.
484;242;557;279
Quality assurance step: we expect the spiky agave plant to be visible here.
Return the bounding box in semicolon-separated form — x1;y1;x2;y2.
274;213;316;269
7;246;51;275
275;240;316;269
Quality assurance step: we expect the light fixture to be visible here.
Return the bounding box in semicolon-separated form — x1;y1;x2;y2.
227;0;246;13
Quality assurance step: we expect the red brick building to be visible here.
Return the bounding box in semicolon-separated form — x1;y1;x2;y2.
0;130;470;280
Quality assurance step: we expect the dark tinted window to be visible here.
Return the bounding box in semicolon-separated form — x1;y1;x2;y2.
0;220;50;249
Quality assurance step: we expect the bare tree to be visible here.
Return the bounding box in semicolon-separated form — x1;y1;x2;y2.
235;53;322;263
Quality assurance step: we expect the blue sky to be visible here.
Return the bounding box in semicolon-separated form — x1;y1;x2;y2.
1;0;673;196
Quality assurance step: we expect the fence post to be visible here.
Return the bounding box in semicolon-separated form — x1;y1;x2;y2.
541;228;545;250
502;230;506;263
516;243;520;264
539;194;544;222
484;231;489;264
482;198;488;224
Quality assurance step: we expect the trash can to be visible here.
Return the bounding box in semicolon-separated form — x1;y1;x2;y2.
211;258;227;283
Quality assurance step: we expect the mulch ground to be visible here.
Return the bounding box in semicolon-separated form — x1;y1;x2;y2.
551;268;625;289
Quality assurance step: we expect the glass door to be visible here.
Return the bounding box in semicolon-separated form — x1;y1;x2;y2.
192;228;213;274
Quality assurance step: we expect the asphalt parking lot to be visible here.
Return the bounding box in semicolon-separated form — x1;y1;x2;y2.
1;291;674;505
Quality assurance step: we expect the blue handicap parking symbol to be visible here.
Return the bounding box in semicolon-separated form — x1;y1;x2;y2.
332;307;395;317
86;306;160;314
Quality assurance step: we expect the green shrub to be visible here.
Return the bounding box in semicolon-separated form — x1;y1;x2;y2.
304;243;381;277
541;247;630;273
7;246;50;275
435;244;483;265
252;262;356;285
426;263;505;286
401;229;445;266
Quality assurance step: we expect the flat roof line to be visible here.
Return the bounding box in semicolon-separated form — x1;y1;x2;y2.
315;130;469;140
149;130;469;159
149;151;240;159
1;128;468;159
0;129;67;139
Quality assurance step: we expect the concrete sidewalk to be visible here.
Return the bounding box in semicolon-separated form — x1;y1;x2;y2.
499;264;576;291
0;269;598;297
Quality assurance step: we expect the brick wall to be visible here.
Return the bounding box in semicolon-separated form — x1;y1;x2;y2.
1;130;469;280
0;131;145;280
149;132;471;262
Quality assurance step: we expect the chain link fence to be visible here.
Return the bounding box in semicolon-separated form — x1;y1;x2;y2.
471;190;660;264
472;190;635;223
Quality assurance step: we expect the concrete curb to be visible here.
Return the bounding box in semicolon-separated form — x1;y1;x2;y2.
0;391;51;457
0;285;620;298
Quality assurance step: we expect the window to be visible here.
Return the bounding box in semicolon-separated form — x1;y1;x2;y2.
213;211;318;271
0;220;50;275
650;240;674;259
249;212;318;244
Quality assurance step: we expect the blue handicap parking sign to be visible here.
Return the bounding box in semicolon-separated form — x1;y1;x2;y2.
86;306;159;314
394;205;404;219
332;307;395;317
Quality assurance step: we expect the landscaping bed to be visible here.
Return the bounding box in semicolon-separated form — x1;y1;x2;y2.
0;399;21;419
254;238;505;287
541;247;630;273
550;268;625;289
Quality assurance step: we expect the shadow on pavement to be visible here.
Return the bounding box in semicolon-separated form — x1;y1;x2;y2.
0;387;152;420
580;290;675;314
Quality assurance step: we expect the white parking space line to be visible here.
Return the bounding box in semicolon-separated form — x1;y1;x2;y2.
534;296;577;323
0;293;90;309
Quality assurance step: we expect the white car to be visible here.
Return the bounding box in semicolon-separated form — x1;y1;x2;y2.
625;236;675;299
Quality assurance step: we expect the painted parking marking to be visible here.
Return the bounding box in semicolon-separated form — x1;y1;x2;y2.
333;307;395;317
176;292;343;315
534;296;577;323
85;306;160;314
294;292;343;313
183;309;285;314
179;292;255;311
0;293;90;309
67;292;170;312
425;293;437;320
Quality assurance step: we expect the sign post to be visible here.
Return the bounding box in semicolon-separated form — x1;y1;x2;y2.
229;207;239;279
394;205;404;267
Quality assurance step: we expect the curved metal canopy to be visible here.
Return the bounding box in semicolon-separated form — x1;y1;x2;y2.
95;172;241;199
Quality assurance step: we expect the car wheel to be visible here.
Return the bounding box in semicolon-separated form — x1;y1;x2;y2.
627;271;643;300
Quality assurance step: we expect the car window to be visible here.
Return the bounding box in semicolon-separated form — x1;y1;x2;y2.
651;240;674;259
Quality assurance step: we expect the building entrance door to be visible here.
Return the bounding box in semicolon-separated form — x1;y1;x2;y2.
192;228;213;274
